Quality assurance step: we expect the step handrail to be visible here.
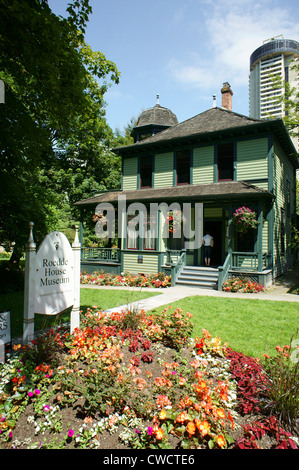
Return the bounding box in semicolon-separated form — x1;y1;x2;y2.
218;252;232;291
170;249;186;287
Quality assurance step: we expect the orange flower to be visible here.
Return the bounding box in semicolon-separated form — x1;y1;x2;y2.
183;396;193;407
84;416;93;424
196;420;211;436
179;376;186;386
217;381;229;401
216;408;226;419
186;421;196;436
216;435;226;448
195;379;208;397
154;428;164;440
190;358;201;369
227;411;235;430
194;370;203;379
176;411;187;424
202;328;211;338
156;394;172;408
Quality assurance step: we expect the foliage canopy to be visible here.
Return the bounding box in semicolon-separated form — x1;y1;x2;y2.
0;0;121;259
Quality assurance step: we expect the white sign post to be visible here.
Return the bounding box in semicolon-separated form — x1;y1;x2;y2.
23;223;81;344
71;227;81;333
23;222;36;343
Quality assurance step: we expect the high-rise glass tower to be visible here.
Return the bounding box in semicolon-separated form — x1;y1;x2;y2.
249;36;299;121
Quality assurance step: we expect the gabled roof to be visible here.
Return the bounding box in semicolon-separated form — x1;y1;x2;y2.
114;107;298;167
136;107;260;143
115;107;260;151
75;181;273;207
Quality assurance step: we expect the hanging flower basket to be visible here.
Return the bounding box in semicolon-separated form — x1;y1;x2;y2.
232;206;259;233
92;212;108;229
165;209;186;234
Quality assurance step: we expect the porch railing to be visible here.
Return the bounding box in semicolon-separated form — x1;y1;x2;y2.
81;247;120;263
218;252;232;291
231;252;268;271
166;249;187;287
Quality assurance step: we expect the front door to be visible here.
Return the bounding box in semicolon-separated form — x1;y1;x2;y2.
202;221;223;267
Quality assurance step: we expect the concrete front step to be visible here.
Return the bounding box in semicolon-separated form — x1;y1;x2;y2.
176;266;219;289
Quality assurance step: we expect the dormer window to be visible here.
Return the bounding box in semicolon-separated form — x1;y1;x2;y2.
176;150;190;185
217;143;234;181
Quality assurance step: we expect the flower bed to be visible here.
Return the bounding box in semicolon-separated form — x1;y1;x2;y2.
80;270;172;288
222;277;265;293
0;306;298;450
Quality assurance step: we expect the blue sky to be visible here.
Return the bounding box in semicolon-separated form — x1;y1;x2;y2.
49;0;299;133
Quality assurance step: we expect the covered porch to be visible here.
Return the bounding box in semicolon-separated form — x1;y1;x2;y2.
75;180;275;289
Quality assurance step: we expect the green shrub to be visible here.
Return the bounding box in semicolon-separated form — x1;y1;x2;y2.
0;261;24;293
261;331;299;434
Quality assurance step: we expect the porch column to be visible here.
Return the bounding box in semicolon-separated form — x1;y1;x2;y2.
257;201;263;271
228;204;233;254
79;211;84;246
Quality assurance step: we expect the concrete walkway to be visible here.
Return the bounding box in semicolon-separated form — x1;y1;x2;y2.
12;270;297;346
81;277;299;315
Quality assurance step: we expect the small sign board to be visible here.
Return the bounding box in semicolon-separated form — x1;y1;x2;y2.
0;310;11;345
34;231;74;315
23;223;81;343
0;311;11;363
0;79;4;104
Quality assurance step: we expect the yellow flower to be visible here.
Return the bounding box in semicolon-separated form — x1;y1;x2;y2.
159;409;167;420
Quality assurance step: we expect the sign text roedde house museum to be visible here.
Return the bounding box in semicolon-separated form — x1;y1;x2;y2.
35;232;74;315
23;223;81;343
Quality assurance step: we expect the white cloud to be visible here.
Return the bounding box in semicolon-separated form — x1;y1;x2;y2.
168;0;299;90
168;57;217;89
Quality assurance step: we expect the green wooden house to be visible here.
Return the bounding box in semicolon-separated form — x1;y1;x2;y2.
75;84;298;290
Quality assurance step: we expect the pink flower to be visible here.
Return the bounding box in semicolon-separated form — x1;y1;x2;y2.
28;391;34;397
68;429;74;437
43;405;50;412
35;389;40;395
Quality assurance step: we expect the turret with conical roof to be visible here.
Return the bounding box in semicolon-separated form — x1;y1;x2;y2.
132;95;178;142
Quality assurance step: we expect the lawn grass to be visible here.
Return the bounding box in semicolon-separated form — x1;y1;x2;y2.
1;287;298;360
0;288;162;339
148;295;299;359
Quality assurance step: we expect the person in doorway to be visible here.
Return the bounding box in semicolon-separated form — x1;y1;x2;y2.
202;230;214;266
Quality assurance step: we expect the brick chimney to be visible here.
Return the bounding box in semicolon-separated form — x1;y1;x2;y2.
221;82;233;110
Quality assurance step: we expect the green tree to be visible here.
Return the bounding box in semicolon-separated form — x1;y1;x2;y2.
269;56;299;139
0;0;120;264
113;116;137;147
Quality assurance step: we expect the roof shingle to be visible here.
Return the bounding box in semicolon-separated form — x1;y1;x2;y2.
75;181;273;206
